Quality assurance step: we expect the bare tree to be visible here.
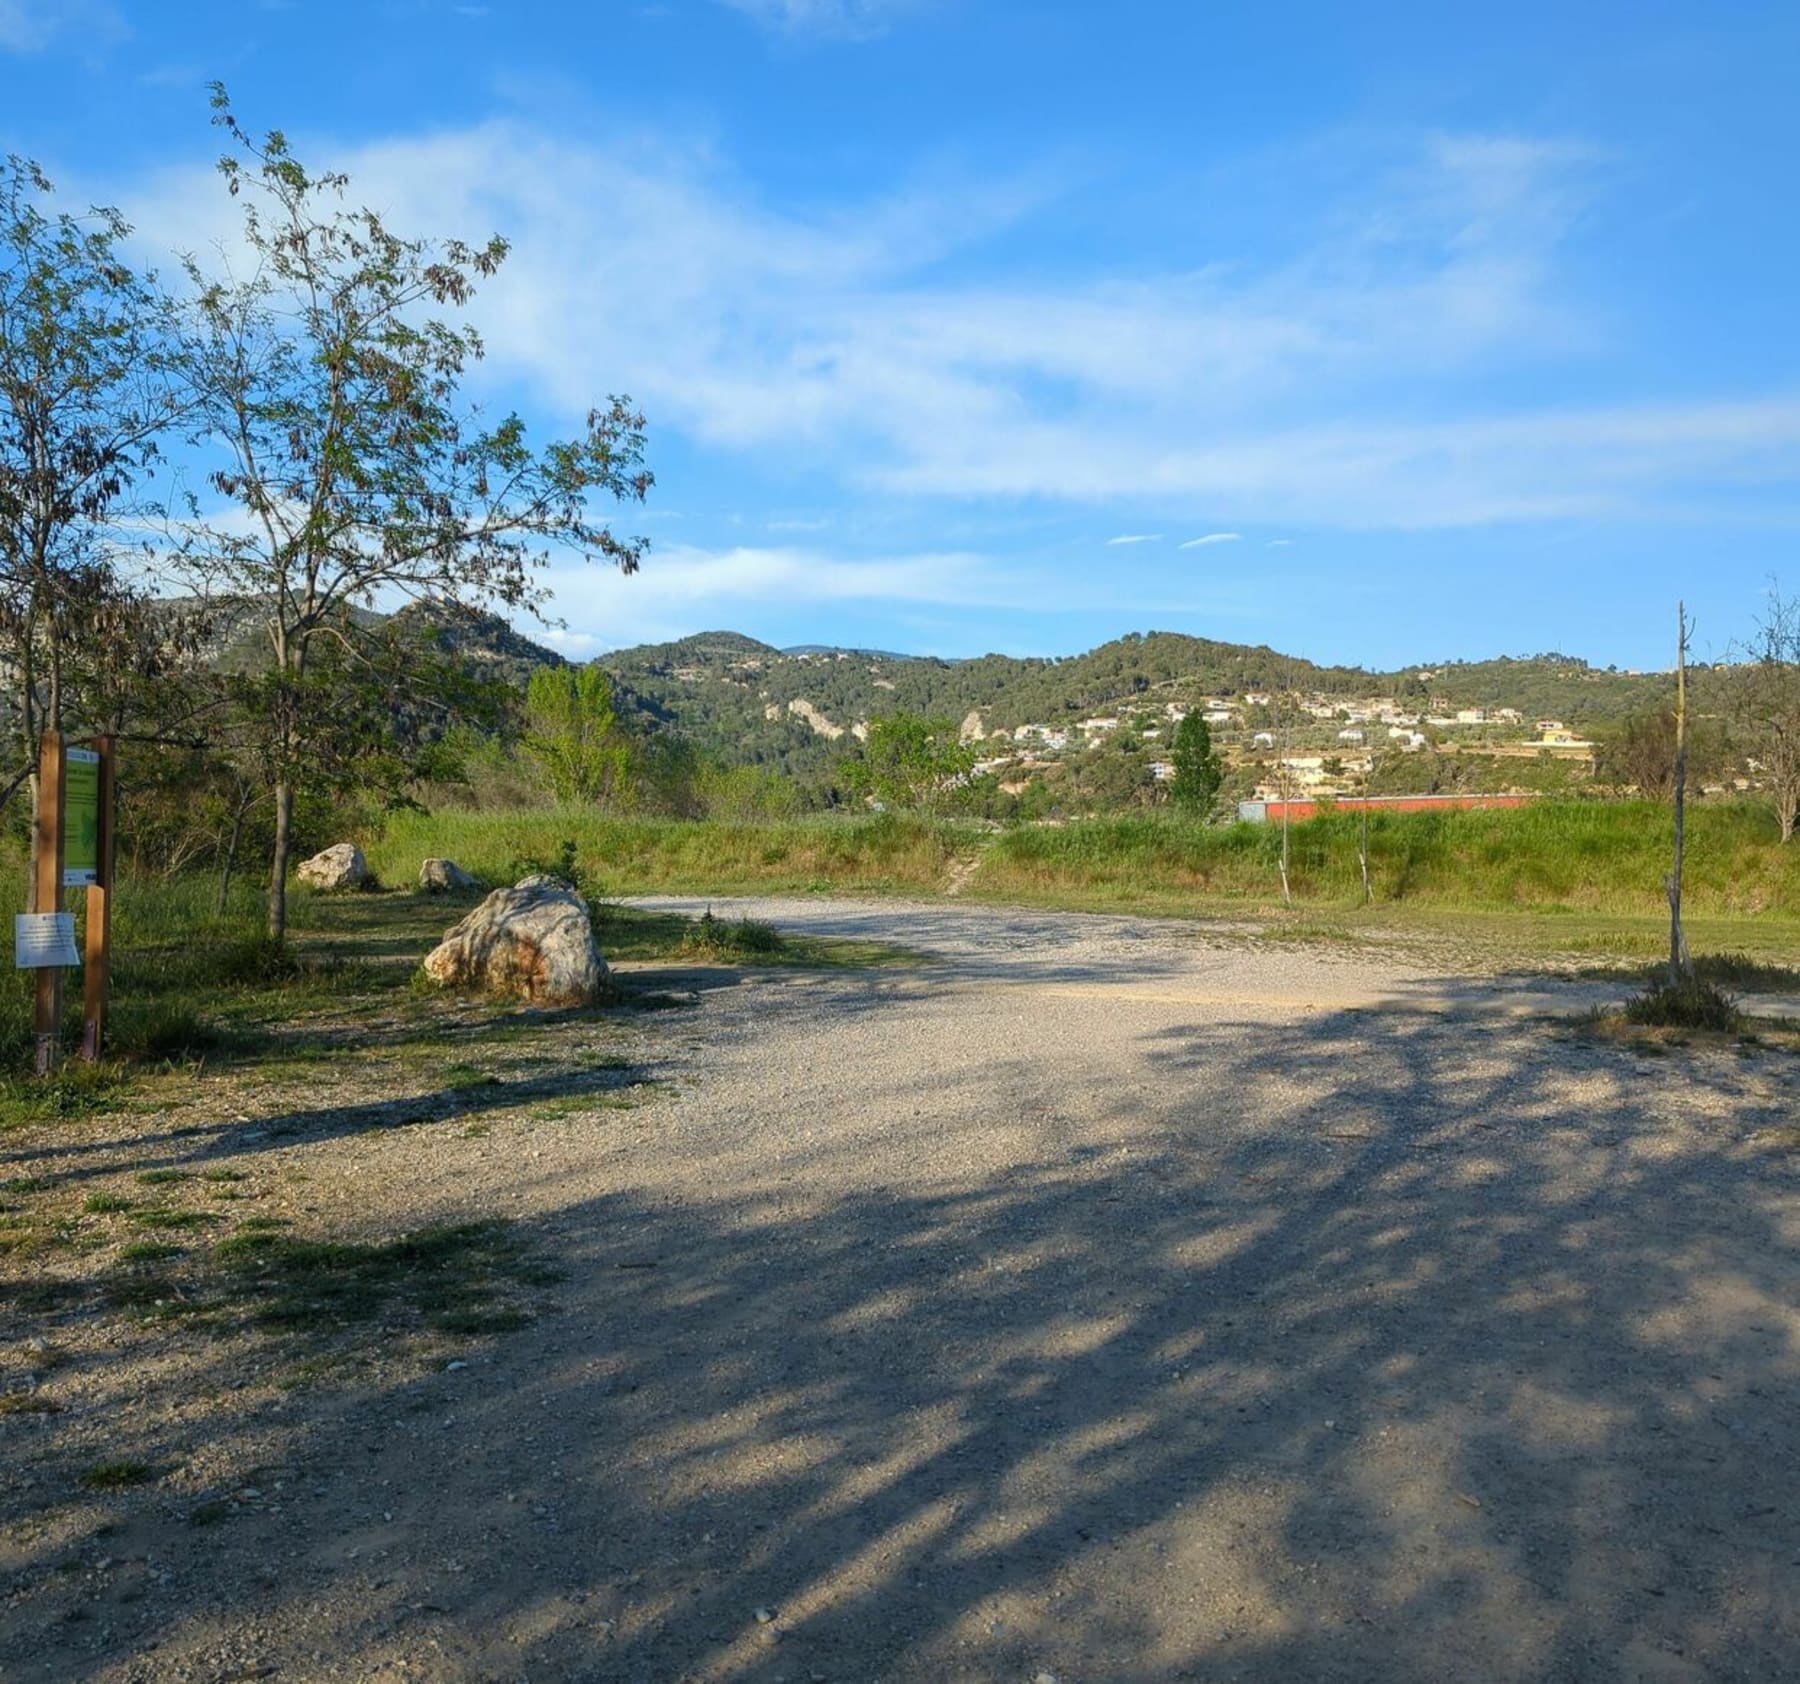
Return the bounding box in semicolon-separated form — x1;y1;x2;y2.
179;90;651;939
1732;584;1800;842
1667;604;1691;984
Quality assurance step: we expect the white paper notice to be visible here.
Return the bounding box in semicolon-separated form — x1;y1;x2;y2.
14;912;79;969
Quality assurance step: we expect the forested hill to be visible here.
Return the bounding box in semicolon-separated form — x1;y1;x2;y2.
170;605;1679;781
596;629;1677;777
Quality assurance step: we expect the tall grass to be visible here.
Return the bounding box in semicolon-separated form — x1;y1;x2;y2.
368;809;971;897
371;800;1800;922
0;861;301;1072
981;802;1800;917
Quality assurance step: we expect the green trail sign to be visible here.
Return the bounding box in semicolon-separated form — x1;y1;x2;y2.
63;747;101;887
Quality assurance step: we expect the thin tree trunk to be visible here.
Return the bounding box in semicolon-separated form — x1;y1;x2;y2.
219;787;253;916
268;778;294;942
1278;711;1292;906
1667;603;1690;986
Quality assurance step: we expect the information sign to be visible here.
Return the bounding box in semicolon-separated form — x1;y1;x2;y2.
64;747;101;887
15;912;80;970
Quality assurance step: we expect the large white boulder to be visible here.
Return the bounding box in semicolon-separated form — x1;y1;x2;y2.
419;857;480;894
297;842;368;892
422;875;608;1006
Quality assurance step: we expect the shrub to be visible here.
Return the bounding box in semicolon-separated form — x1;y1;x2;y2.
1622;975;1743;1033
680;910;785;960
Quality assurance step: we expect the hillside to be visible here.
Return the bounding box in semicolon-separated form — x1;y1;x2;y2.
157;604;1691;791
597;629;1680;780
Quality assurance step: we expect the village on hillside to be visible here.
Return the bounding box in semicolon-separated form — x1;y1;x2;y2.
960;686;1603;810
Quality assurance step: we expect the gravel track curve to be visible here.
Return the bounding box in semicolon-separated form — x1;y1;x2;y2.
8;896;1798;1684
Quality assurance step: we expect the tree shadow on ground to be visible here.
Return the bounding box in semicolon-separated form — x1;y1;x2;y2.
4;996;1798;1683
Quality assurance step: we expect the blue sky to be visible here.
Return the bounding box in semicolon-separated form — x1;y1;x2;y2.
4;0;1798;668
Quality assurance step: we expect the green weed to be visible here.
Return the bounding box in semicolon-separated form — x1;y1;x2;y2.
212;1218;552;1335
78;1461;155;1490
1623;975;1744;1033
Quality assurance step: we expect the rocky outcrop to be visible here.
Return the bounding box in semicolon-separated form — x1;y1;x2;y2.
421;876;608;1006
419;858;479;894
786;698;844;739
297;842;368;892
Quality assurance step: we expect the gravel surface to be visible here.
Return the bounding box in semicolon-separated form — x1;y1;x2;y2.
5;895;1799;1683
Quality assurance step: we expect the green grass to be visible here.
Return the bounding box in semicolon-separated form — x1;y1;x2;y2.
78;1460;156;1490
1622;976;1745;1033
129;1208;223;1230
212;1218;557;1334
594;902;917;971
369;800;1800;940
117;1240;185;1262
369;809;968;898
978;802;1800;918
0;859;412;1083
679;909;786;960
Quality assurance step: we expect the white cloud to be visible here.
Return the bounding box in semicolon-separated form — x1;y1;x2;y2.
122;119;1800;532
540;541;1024;648
0;0;124;50
714;0;918;38
542;540;1277;649
1106;533;1161;546
1267;538;1294;547
1180;533;1241;548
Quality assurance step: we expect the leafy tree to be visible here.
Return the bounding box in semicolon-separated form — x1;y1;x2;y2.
1595;705;1727;799
0;154;185;827
843;713;974;811
1169;710;1223;814
179;90;651;937
696;761;803;822
524;665;637;807
1731;586;1800;841
1596;708;1682;797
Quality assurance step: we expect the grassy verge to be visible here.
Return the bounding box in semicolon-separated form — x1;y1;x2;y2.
0;868;913;1107
976;802;1800;918
368;800;1800;922
366;801;1800;969
368;809;970;897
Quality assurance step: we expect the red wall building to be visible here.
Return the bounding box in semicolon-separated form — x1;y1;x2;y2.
1237;793;1535;824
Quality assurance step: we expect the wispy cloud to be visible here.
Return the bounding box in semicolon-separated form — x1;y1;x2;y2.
1267;538;1294;547
126;119;1800;532
1106;533;1162;546
0;0;125;51
539;541;1024;648
1180;532;1241;548
714;0;919;39
538;540;1277;649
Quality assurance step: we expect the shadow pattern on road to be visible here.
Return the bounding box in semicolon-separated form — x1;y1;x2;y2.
4;993;1798;1683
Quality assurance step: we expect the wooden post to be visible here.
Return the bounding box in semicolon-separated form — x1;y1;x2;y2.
32;730;66;1076
1668;604;1691;986
81;738;114;1061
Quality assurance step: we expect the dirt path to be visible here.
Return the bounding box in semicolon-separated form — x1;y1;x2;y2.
5;897;1799;1683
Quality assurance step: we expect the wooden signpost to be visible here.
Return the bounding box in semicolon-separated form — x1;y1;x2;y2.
16;731;115;1073
78;743;114;1061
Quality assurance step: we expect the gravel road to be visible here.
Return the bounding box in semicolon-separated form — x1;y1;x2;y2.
8;896;1799;1683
